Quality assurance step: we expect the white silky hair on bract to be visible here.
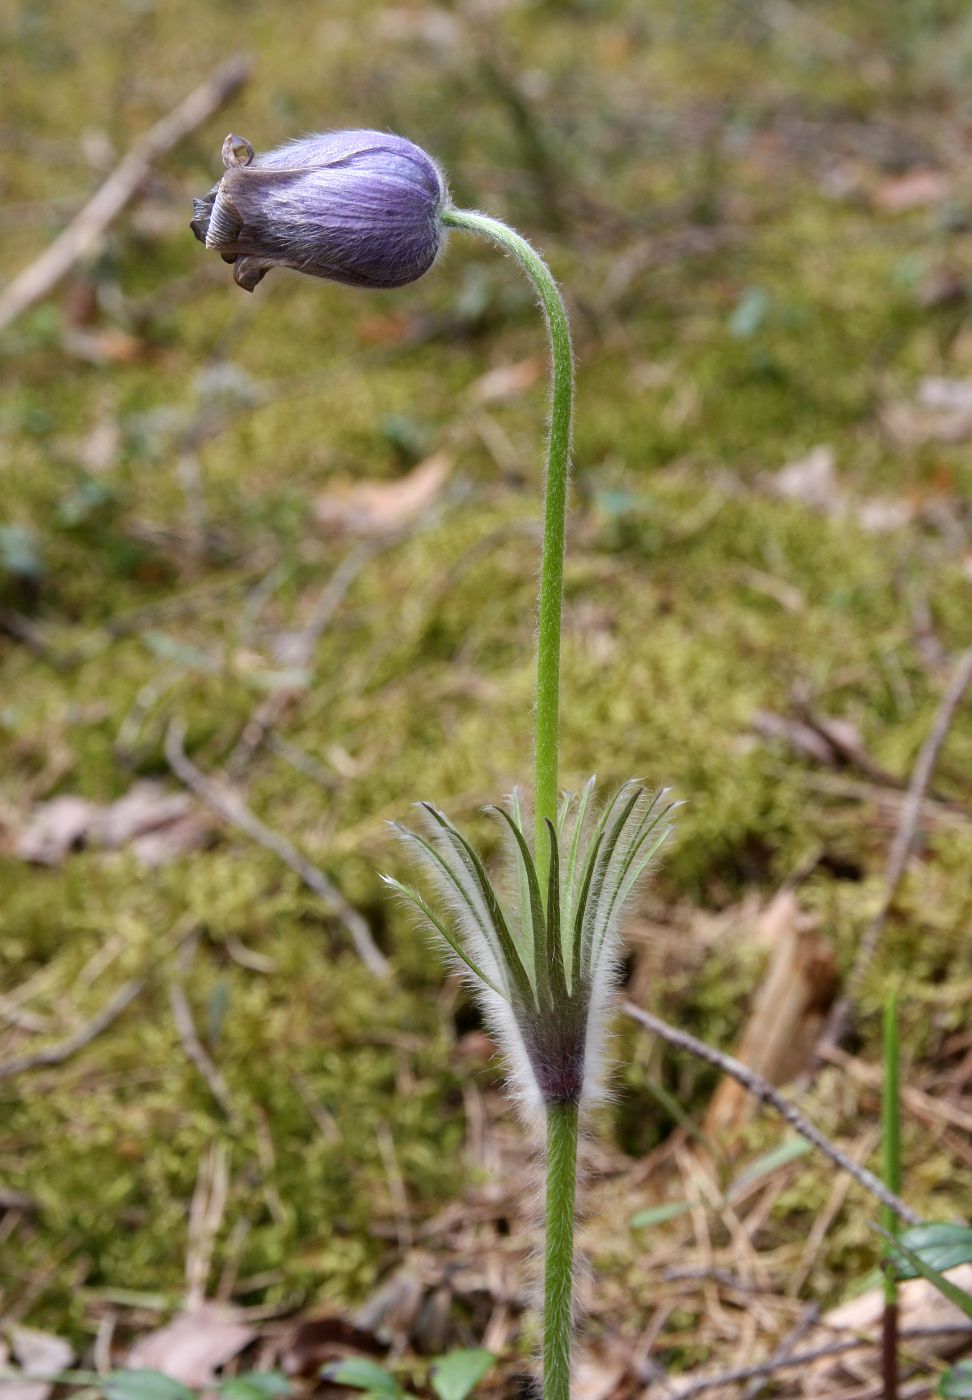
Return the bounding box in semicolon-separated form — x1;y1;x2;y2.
383;778;676;1117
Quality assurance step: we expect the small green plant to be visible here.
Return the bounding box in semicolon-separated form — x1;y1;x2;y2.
0;1369;293;1400
325;1349;495;1400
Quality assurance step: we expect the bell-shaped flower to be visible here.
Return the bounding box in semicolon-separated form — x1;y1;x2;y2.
383;780;675;1115
191;130;448;292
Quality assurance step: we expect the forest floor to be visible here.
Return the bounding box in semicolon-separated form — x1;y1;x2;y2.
1;2;971;1396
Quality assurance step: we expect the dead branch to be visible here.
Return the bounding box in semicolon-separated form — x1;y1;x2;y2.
169;933;240;1126
0;56;250;332
165;719;390;978
226;540;382;779
819;643;972;1056
0;979;143;1081
664;1324;972;1397
737;1304;820;1400
622;1001;920;1225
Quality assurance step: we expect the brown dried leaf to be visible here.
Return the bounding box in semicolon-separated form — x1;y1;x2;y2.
13;796;98;865
468;356;542;404
0;1327;74;1400
14;781;206;866
872;168;951;212
93;782;193;848
573;1343;633;1400
883;376;972;446
125;1305;255;1386
771;445;838;512
313;451;452;536
280;1312;385;1379
767;444;915;532
128;809;214;867
61;328;146;365
352;1265;425;1345
705;891;837;1134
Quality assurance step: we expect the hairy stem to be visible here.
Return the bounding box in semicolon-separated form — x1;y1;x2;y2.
441;206;574;892
544;1100;579;1400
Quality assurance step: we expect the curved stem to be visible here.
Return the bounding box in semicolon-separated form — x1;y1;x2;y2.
441;207;574;890
544;1100;578;1400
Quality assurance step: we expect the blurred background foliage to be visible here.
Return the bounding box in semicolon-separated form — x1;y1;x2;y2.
1;0;972;1368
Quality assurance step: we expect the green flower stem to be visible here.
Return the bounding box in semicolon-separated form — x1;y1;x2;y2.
544;1100;579;1400
440;207;575;892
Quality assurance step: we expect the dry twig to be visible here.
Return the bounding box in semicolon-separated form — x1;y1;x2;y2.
0;56;250;332
819;643;972;1056
622;1001;920;1225
663;1324;972;1397
737;1304;820;1400
185;1141;230;1305
165;719;390;977
169;933;240;1125
226;540;382;779
0;979;144;1081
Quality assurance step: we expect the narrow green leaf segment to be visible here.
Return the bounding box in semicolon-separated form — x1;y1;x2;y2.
544;1102;579;1400
440;206;574;893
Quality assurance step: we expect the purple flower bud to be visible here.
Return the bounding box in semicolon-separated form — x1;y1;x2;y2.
191;130;448;292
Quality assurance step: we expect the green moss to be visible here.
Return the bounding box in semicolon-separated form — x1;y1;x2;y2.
2;0;972;1349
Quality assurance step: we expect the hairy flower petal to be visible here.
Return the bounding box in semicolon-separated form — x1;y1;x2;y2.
191;130;448;291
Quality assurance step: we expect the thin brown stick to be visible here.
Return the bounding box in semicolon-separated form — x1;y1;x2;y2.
0;993;50;1034
0;979;143;1081
169;934;240;1125
621;1001;920;1225
819;643;972;1056
185;1141;230;1306
0;56;250;332
226;540;381;779
665;1324;971;1398
165;719;390;977
737;1304;819;1400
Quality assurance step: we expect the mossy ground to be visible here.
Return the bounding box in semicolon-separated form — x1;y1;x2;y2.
2;0;972;1369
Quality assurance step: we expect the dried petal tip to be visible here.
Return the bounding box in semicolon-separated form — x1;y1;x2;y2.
190;129;449;293
222;133;254;169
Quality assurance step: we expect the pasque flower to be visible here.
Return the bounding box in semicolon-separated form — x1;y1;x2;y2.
194;126;675;1398
191;130;447;291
